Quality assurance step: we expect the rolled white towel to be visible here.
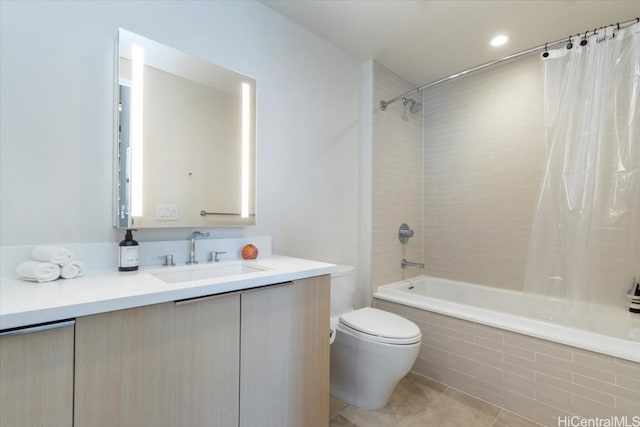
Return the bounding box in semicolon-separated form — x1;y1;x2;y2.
31;246;74;266
60;260;85;279
16;261;61;282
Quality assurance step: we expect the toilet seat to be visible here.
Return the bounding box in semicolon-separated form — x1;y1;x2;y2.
338;307;421;345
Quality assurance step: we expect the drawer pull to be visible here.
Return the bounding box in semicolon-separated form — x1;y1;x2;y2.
0;319;75;337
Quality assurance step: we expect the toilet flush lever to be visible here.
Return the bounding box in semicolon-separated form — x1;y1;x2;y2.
398;223;414;244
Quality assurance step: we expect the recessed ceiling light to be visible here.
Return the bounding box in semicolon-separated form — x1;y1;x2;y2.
490;34;509;47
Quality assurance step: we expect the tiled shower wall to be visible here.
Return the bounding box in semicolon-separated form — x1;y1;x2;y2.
375;299;640;426
422;55;545;293
371;62;423;292
421;54;639;305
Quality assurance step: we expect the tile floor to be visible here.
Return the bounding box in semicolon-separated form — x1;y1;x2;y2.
330;372;542;427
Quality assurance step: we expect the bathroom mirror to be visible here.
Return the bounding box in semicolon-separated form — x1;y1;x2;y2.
114;29;256;228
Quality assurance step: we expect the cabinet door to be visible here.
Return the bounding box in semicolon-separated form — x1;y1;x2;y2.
0;321;75;427
240;275;330;427
74;293;240;427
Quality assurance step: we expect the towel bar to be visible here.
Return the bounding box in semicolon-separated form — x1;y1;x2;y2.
200;210;255;217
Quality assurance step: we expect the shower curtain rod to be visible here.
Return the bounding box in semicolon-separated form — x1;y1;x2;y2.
379;16;640;111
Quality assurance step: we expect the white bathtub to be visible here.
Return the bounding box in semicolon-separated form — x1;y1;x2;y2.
374;275;640;363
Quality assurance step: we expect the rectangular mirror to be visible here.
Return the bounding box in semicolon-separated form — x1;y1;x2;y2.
114;29;256;228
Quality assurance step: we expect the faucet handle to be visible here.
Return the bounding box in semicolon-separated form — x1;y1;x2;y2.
208;251;227;263
398;223;415;244
154;254;175;266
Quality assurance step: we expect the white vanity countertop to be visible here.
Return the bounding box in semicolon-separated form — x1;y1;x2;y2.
0;255;336;330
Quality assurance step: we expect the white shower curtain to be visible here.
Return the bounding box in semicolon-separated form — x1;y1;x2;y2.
524;23;640;304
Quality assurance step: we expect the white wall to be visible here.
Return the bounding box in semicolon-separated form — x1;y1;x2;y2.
0;1;360;266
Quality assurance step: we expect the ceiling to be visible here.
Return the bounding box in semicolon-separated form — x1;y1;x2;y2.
263;0;640;86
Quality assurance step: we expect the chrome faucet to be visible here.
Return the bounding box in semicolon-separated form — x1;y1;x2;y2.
187;231;210;264
401;258;424;269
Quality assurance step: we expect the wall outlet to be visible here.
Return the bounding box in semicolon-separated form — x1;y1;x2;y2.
156;204;179;221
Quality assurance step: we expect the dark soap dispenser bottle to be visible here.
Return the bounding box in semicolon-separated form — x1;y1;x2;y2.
630;278;640;314
119;229;139;272
629;280;640;313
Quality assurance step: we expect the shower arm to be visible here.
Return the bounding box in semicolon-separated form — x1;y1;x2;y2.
379;17;640;111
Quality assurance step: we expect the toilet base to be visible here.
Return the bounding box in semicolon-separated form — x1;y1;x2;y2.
330;325;421;409
330;377;404;410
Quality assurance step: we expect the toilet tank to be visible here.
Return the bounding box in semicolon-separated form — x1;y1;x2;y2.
331;265;356;318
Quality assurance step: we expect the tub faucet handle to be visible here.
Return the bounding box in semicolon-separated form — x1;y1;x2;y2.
398;223;414;244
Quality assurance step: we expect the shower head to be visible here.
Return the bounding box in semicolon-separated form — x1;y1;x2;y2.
410;99;423;113
402;97;423;114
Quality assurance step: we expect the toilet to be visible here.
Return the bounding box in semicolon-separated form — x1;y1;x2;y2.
329;265;422;409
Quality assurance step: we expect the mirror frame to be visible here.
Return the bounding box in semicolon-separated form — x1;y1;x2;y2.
113;29;257;229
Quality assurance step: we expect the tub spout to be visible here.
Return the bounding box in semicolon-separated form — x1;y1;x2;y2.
401;258;424;269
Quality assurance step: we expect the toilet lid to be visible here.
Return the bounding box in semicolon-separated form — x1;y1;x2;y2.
339;307;421;344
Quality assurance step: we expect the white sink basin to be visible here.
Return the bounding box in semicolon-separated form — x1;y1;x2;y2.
149;261;270;284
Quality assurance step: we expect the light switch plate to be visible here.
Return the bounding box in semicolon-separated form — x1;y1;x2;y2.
156;204;179;221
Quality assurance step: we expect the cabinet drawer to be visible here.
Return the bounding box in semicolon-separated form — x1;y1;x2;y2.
0;321;75;427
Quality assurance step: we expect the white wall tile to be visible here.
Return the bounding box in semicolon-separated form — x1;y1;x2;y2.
420;53;638;305
371;61;423;291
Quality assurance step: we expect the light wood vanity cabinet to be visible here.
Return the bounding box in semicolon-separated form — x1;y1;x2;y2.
0;321;75;427
74;292;241;427
73;275;330;427
240;275;330;427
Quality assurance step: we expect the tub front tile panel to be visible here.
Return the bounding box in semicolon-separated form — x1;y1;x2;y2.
373;299;640;425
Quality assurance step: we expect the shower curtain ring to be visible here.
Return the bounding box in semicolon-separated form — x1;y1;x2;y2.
542;42;549;58
566;35;573;50
580;31;588;46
